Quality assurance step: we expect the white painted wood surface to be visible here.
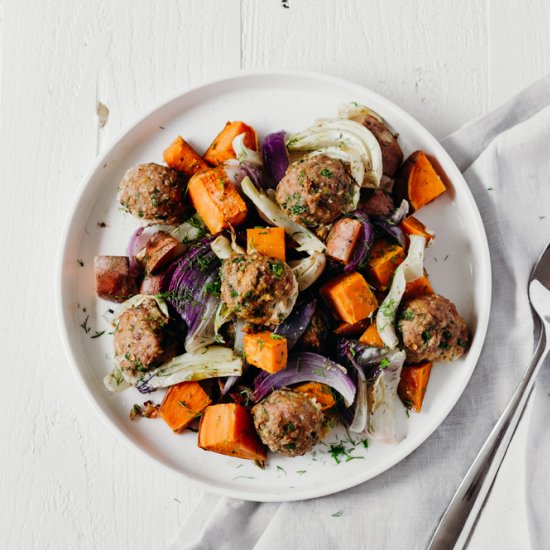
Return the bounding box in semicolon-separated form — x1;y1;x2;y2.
1;1;549;548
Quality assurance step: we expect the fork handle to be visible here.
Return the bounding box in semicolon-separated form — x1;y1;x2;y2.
428;328;549;550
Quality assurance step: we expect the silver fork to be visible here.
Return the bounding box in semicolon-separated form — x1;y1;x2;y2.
428;242;550;549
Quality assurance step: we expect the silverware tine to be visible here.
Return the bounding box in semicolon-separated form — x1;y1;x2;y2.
428;242;550;549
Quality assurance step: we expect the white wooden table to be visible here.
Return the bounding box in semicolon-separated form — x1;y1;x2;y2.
2;1;549;548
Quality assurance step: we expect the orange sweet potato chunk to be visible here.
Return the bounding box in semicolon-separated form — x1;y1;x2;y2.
400;215;434;243
398;361;433;412
325;217;362;264
198;403;267;461
203;121;258;166
334;319;370;337
366;240;406;291
403;274;434;301
320;272;378;324
247;227;286;261
160;381;212;433
394;151;446;212
293;382;336;411
243;331;288;374
359;323;385;348
163;136;209;176
187;167;248;234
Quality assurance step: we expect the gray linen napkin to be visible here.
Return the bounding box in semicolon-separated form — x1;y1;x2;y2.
170;75;550;550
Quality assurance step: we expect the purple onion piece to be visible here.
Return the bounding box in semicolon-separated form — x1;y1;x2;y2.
370;199;409;247
336;337;390;378
253;352;356;407
126;226;156;277
273;298;317;350
135;377;156;394
167;235;221;328
241;163;265;190
223;162;265;192
344;210;375;273
371;215;407;247
262;131;289;188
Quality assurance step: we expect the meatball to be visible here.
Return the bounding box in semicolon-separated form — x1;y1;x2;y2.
118;163;187;224
398;294;469;363
114;299;177;377
252;389;326;456
275;155;356;229
220;253;298;325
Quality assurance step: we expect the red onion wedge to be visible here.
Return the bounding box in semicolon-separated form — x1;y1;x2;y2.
254;352;356;407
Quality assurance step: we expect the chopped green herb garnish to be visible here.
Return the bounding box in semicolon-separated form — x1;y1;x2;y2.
401;309;414;321
269;261;285;278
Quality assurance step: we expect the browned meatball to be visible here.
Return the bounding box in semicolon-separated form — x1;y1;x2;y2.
114;299;177;377
252;389;326;456
118;163;187;224
398;294;469;363
220;253;298;325
358;115;403;178
275;155;356;229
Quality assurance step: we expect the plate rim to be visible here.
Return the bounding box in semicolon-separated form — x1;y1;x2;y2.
56;68;492;502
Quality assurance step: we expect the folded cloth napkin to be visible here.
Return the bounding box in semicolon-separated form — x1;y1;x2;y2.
170;75;550;550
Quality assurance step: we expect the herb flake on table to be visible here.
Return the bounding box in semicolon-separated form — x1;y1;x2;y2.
331;510;344;517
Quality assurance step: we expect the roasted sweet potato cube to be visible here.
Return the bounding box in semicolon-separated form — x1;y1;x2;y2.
366;240;406;291
326;217;362;264
198;403;267;461
398;361;433;412
247;227;286;261
293;382;336;411
187;167;248;234
163;136;209;176
403;273;434;301
141;231;185;274
203;121;258;166
320;272;378;324
394;151;446;212
243;331;288;373
359;323;385;348
160;381;212;432
334;319;370;336
400;215;434;243
94;256;137;302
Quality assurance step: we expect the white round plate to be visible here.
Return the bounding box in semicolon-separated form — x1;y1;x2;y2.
57;70;491;502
